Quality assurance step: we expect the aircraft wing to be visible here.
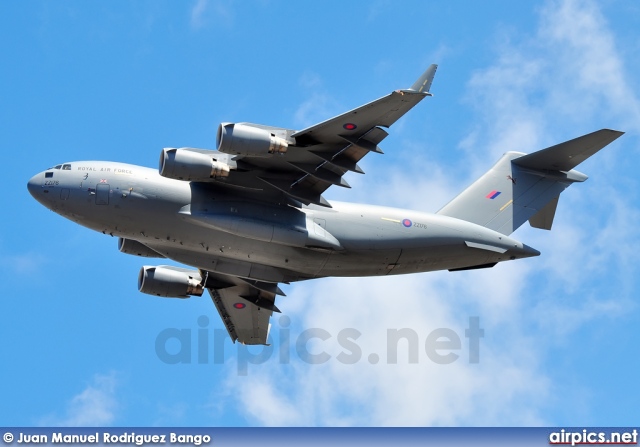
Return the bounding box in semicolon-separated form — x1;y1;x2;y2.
292;64;437;146
204;270;282;345
138;242;287;345
189;65;437;208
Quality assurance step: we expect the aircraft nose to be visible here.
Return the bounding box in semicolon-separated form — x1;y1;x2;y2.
27;172;52;208
27;173;41;199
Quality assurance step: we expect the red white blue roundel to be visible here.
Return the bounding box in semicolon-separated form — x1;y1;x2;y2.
233;302;246;309
402;218;412;228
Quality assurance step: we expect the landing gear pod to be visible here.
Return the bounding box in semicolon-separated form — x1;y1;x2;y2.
118;238;165;258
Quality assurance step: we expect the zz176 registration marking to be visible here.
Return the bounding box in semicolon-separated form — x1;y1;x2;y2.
44;180;59;186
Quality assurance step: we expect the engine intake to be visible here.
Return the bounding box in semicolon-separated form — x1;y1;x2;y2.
138;265;204;298
160;148;231;181
217;123;288;157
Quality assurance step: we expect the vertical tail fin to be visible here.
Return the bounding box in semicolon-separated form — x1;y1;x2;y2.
437;129;624;235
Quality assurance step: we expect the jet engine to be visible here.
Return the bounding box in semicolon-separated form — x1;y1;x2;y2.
159;148;231;181
217;123;288;157
118;238;165;258
138;265;204;298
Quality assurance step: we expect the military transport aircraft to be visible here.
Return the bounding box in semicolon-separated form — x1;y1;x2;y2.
27;65;623;345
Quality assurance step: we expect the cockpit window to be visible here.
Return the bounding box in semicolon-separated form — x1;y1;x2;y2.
45;172;53;178
62;164;71;170
54;165;62;170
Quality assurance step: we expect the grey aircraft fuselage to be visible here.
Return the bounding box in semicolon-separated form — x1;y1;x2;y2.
27;160;538;284
25;62;624;345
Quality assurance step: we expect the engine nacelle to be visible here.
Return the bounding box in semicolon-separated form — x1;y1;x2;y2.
138;265;204;298
118;238;165;258
159;148;231;181
217;123;288;157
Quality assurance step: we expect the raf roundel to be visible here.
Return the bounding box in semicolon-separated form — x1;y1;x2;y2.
402;218;412;228
233;302;246;309
343;123;357;131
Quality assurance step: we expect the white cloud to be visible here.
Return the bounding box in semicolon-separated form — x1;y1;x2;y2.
539;0;640;132
0;252;45;275
190;0;209;29
218;0;640;426
228;272;550;426
236;380;302;426
293;72;344;130
153;402;189;427
464;52;546;160
190;0;235;30
465;0;640;153
366;0;392;23
327;145;457;211
40;372;119;426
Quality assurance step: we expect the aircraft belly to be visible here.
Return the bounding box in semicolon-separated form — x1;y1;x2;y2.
75;186;527;280
390;244;493;274
315;210;530;276
319;249;402;276
134;229;331;280
319;244;495;277
70;195;332;280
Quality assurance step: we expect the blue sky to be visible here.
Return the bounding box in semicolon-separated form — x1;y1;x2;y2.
1;0;639;426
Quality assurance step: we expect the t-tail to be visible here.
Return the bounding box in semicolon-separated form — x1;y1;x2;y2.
437;129;624;235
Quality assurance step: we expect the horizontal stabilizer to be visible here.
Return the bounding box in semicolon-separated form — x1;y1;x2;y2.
438;129;623;235
513;129;624;171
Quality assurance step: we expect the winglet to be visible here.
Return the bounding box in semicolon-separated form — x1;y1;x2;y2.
409;64;438;95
